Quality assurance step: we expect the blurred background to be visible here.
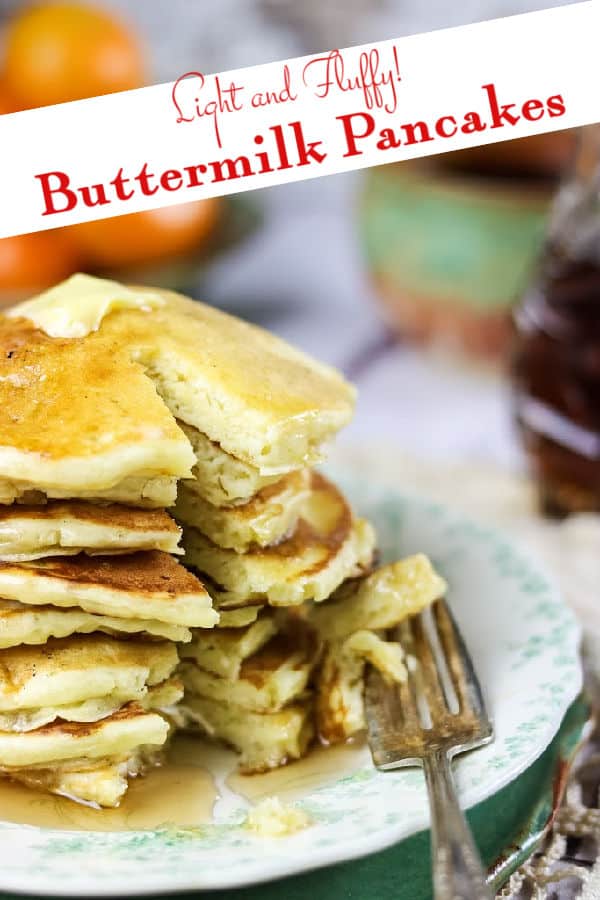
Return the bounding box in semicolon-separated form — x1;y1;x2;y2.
0;0;592;516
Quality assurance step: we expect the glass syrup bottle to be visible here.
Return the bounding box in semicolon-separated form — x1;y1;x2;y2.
512;125;600;516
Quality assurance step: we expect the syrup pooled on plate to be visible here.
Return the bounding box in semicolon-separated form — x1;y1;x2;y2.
228;738;370;804
0;736;369;831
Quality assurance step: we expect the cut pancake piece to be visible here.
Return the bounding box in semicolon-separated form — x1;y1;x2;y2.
316;632;406;744
0;551;218;628
180;695;314;773
0;702;168;767
310;557;446;744
180;624;319;713
0;316;194;506
309;556;448;641
175;470;311;552
178;422;279;507
0;501;182;562
3;745;161;808
184;474;376;607
0;636;178;714
0;598;191;649
0;678;183;734
93;283;356;474
180;615;278;680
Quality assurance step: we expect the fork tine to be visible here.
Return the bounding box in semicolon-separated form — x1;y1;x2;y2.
410;611;449;726
433;600;489;723
394;621;421;736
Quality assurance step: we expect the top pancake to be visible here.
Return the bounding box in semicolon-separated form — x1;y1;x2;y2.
8;275;356;477
0;501;182;562
0;315;194;505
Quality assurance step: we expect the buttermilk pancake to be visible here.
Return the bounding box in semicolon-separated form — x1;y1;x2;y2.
0;316;194;507
180;615;279;680
178;422;280;507
0;598;192;648
5;746;162;808
0;678;183;734
183;474;376;607
316;632;407;744
180;625;319;713
180;695;313;774
0;636;178;723
308;556;448;641
9;274;355;476
0;551;218;627
0;501;182;562
0;703;168;774
312;557;446;743
174;470;311;552
0;632;179;806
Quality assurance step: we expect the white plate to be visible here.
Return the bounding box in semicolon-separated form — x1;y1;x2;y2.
0;476;582;896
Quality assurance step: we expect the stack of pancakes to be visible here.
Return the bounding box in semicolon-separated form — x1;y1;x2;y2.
0;274;447;802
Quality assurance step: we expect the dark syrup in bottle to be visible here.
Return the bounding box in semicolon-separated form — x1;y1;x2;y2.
512;127;600;516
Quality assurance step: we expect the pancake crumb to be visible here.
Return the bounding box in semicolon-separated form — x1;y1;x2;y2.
245;797;311;837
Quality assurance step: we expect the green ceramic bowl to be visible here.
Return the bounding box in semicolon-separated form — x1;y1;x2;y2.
359;163;552;359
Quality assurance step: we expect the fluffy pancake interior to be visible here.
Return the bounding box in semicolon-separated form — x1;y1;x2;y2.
177;422;279;508
175;469;310;552
308;555;448;641
184;474;375;606
180;615;278;680
0;551;218;627
179;695;314;774
315;632;406;744
180;623;319;713
94;284;355;474
0;501;182;562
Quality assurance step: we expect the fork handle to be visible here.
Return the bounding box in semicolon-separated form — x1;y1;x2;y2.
423;750;493;900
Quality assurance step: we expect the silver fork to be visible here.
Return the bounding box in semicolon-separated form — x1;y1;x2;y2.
365;599;494;900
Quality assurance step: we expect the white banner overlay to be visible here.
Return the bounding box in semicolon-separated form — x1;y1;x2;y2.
0;1;599;238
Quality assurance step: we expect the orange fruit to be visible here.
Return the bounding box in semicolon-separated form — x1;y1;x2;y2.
68;199;221;268
0;83;18;114
0;230;79;294
4;2;145;109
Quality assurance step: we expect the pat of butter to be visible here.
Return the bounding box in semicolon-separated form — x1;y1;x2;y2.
7;273;165;338
245;797;311;838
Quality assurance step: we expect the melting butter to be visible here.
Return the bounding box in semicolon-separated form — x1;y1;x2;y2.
7;273;164;338
245;796;311;837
